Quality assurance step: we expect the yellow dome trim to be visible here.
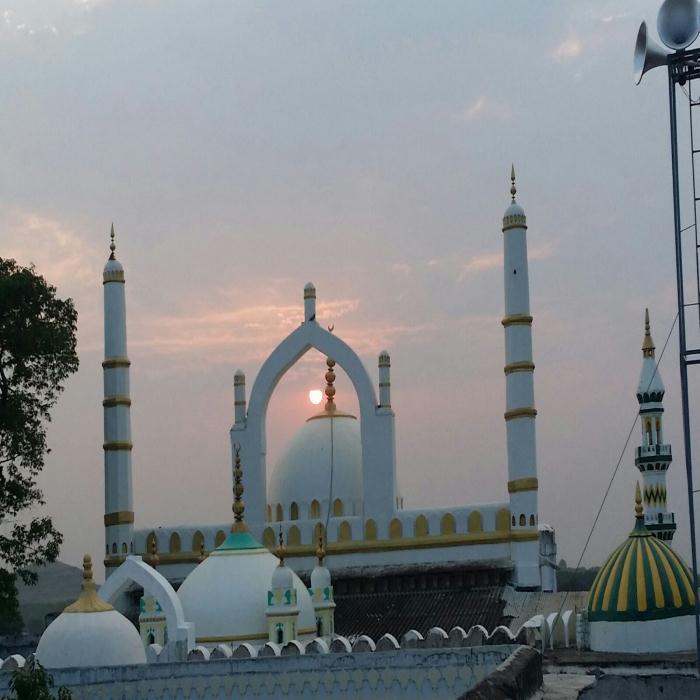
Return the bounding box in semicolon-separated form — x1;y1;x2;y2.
644;538;665;609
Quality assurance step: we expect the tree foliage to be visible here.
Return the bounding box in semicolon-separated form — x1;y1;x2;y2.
2;659;72;699
0;258;78;618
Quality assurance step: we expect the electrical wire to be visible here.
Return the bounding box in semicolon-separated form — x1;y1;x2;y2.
554;311;678;622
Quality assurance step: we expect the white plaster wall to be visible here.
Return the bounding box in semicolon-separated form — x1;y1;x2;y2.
589;616;696;653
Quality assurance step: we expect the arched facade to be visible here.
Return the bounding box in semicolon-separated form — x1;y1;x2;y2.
230;305;397;526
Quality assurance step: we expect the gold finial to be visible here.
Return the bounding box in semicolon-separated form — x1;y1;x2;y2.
149;537;159;569
635;481;644;518
231;443;247;533
276;528;286;565
325;357;336;413
316;532;326;566
510;164;517;202
64;554;113;613
642;308;655;358
109;223;116;260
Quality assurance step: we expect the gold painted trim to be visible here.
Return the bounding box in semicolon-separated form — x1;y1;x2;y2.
196;627;317;644
504;407;537;421
508;478;539;494
103;441;133;451
102;357;131;369
501;315;533;328
502;219;527;232
104;511;135;527
504;361;535;376
103;396;132;408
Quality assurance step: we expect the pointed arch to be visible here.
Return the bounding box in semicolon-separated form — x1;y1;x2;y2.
365;519;377;541
288;525;301;546
389;518;402;539
440;513;456;535
263;527;276;549
333;499;343;517
215;530;226;547
275;504;283;522
468;511;483;533
192;530;205;553
338;521;352;542
309;500;321;519
290;502;299;521
415;514;429;538
169;532;181;553
496;508;511;532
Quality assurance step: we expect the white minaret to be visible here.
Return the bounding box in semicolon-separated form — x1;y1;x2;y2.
635;309;676;541
103;225;134;566
502;167;540;589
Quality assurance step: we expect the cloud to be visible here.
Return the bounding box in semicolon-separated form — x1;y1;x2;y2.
600;13;629;24
459;243;555;280
551;34;583;62
391;262;412;275
462;95;487;121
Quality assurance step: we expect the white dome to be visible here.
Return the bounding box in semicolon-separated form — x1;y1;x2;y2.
268;412;362;513
271;563;294;591
35;555;144;670
36;609;146;669
504;200;525;218
177;530;316;644
310;564;331;590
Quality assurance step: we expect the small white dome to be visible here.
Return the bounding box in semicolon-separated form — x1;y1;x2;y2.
310;564;331;590
268;413;362;514
178;530;316;644
35;555;145;669
271;563;294;591
504;200;525;218
36;610;146;669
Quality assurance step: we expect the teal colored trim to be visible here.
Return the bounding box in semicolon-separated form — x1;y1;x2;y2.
215;531;264;551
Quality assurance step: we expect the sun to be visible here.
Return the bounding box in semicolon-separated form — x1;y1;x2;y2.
309;389;323;405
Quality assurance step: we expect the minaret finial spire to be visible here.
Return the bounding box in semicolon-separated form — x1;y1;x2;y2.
109;223;116;260
642;308;655;358
63;554;113;613
276;527;286;565
316;530;326;566
324;357;336;413
510;164;517;202
231;443;247;532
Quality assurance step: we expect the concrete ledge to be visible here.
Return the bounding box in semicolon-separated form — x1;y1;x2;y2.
580;674;700;699
460;645;542;700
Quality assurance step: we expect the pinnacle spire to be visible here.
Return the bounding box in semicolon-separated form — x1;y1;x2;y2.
276;527;286;565
109;223;116;260
510;164;517;202
63;554;113;613
635;481;644;519
642;308;655;359
324;357;336;413
231;443;247;532
316;531;326;566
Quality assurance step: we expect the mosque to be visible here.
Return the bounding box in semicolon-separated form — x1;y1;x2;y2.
2;173;698;699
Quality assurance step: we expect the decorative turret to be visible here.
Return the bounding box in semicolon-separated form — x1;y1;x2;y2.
378;350;391;409
308;533;335;639
501;167;541;589
634;309;675;541
102;224;135;569
266;531;300;644
304;282;316;322
234;370;246;425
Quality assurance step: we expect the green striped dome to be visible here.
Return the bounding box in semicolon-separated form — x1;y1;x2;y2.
588;511;696;622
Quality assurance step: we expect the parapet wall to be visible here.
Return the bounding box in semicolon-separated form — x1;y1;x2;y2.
0;646;521;700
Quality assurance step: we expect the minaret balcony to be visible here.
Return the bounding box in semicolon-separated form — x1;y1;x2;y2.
635;444;671;463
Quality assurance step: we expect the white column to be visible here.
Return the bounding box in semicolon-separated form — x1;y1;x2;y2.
234;370;246;425
304;282;316;323
502;170;540;589
103;227;134;570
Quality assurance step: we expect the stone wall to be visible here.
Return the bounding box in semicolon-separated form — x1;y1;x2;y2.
579;674;700;699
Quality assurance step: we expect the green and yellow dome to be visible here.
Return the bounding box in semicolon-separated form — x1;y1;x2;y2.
587;483;696;622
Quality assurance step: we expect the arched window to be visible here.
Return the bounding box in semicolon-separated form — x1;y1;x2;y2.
645;419;652;445
389;518;402;539
276;626;283;644
147;632;155;645
317;618;323;636
415;515;429;537
263;527;276;548
105;544;109;556
365;519;377;541
310;500;321;518
529;514;535;526
468;511;483;533
267;505;272;522
333;499;343;517
169;532;181;553
121;542;127;554
519;514;526;527
288;525;301;546
192;530;205;554
290;502;299;521
338;521;352;541
111;542;117;554
440;513;456;535
276;504;284;522
495;508;511;531
215;530;226;547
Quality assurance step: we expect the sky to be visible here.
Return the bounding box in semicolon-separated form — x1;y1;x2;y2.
2;0;700;580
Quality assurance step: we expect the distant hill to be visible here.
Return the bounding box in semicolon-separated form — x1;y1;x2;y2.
15;561;84;635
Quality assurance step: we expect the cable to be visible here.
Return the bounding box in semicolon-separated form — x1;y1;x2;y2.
554;312;678;622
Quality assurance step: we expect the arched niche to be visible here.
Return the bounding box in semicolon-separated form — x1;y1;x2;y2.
288;525;301;546
496;508;511;532
236;320;394;525
440;513;456;536
415;515;429;538
99;556;194;653
365;519;377;540
468;511;483;533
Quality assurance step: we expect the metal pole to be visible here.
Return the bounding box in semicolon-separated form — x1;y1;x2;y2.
668;64;700;672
